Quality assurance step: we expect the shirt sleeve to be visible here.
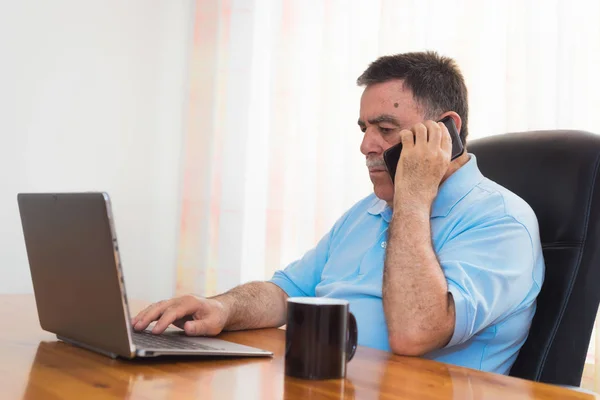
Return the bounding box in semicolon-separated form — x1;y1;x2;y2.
269;208;353;298
438;215;538;348
269;231;331;298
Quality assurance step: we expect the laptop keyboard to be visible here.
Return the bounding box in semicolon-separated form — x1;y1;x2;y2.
132;330;220;351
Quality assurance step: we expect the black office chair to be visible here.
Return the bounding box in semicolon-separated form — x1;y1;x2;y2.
469;130;600;386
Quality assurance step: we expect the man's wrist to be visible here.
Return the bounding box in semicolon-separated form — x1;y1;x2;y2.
210;294;234;327
393;186;436;213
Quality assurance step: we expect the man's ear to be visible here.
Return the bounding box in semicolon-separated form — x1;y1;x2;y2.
437;111;462;135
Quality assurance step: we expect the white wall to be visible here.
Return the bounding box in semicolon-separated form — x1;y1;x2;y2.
0;1;193;301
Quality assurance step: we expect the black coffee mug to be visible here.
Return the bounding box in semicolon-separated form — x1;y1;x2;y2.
285;297;358;380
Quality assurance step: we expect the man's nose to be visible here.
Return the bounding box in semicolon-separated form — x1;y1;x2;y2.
360;128;383;156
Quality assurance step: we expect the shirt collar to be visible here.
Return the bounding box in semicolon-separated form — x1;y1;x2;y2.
431;153;484;217
367;196;393;223
366;153;484;220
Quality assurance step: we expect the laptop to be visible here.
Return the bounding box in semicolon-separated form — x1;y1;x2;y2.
17;192;273;359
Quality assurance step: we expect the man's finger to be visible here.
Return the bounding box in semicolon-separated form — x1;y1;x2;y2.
132;304;157;326
133;300;174;331
439;122;452;156
400;129;414;150
132;304;155;326
412;123;427;146
184;317;220;337
184;319;209;336
425;120;441;148
151;299;204;334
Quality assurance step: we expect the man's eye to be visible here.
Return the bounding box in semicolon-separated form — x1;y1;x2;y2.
360;126;366;133
379;127;393;134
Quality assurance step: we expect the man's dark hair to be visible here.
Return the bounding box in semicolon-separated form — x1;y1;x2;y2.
357;51;469;144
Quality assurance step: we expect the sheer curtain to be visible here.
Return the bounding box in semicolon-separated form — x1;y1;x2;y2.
175;0;600;389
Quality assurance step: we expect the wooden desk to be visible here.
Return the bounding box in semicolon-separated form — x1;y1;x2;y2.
1;295;596;399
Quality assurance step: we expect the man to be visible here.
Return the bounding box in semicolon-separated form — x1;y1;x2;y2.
132;51;545;374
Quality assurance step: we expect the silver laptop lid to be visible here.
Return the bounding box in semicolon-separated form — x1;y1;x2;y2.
17;192;135;358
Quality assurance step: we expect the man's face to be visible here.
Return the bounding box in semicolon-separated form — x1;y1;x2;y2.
358;80;426;203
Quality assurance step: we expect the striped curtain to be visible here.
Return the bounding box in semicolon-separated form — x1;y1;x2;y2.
175;0;600;390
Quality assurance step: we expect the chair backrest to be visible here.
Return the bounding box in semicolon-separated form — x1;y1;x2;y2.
469;130;600;386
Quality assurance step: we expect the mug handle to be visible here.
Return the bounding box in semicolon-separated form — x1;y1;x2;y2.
346;312;358;362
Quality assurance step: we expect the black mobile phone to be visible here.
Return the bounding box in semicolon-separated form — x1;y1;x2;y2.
383;116;464;182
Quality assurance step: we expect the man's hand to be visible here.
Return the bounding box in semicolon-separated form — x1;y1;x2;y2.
395;120;452;203
131;282;288;336
132;295;228;336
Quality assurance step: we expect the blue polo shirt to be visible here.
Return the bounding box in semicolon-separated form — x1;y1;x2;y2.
270;154;545;374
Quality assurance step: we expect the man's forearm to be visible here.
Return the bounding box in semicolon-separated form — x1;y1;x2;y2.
383;194;454;355
212;281;288;331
